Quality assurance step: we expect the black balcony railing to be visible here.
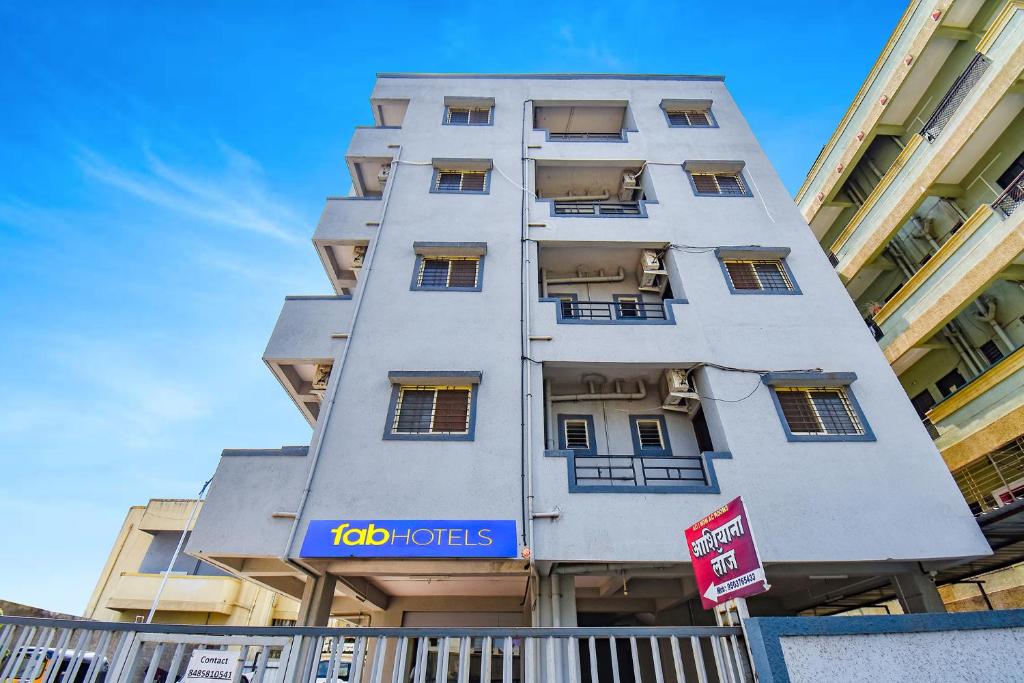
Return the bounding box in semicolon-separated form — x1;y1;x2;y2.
993;168;1024;217
561;299;667;321
921;53;991;142
553;201;642;216
573;453;709;488
865;316;884;340
547;131;624;141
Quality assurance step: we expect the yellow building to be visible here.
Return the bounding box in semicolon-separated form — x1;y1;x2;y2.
798;0;1024;611
85;499;300;625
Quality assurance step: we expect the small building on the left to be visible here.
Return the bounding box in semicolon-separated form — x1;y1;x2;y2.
84;499;300;626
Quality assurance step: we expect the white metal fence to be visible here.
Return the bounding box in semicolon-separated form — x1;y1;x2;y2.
0;617;751;683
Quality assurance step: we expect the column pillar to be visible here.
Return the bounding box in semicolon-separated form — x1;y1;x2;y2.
297;572;337;626
891;572;946;614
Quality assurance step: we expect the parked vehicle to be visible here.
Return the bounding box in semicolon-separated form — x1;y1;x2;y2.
1;648;108;683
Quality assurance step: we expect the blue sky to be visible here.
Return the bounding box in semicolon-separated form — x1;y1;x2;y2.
0;2;904;615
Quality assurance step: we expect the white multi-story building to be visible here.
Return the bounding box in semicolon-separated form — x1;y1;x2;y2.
186;73;990;628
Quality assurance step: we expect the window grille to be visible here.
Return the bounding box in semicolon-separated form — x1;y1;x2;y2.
435;170;487;193
447;107;492;125
667;109;711;126
392;385;472;434
634;419;665;450
691;172;746;196
775;387;864;436
417;257;480;288
724;259;794;292
563;419;591;450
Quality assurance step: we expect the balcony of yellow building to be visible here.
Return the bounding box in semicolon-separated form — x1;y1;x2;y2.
870;201;1024;368
105;572;243;615
827;6;1024;282
926;346;1024;472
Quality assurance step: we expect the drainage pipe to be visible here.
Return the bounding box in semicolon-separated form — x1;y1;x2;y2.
545;267;626;285
544;379;555;449
545;192;610;202
549;379;646;403
280;145;403;575
974;298;1014;350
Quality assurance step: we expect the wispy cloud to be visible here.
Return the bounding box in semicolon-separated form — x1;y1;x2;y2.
554;23;627;71
75;142;306;245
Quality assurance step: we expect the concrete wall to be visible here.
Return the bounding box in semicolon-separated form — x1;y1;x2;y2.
745;610;1024;683
190;74;990;571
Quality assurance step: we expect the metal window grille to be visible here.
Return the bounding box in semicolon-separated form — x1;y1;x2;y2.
436;170;487;192
563;419;590;450
417;257;480;288
724;260;793;291
447;107;491;125
776;387;864;435
691;172;746;195
921;53;991;142
953;437;1024;512
667;109;710;126
635;419;664;450
392;386;471;434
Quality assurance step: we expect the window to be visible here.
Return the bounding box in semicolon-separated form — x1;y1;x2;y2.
564;419;590;450
936;368;966;398
980;339;1004;365
558;414;596;454
774;387;865;437
558;295;578;319
690;172;748;196
614;296;638;321
723;260;795;293
415;256;481;289
635;419;663;449
666;109;711;127
997;151;1024;189
391;385;472;435
434;169;488;193
629;415;671;455
445;106;492;125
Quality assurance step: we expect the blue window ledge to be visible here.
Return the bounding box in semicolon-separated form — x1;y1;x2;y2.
544;449;731;494
539;297;687;325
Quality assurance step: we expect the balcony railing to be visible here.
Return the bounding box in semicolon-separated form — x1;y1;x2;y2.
993;168;1024;217
0;616;749;683
953;436;1024;514
573;453;708;489
561;299;667;321
553;200;642;216
921;53;991;142
546;131;625;141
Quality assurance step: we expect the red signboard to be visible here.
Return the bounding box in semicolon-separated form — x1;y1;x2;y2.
684;496;769;609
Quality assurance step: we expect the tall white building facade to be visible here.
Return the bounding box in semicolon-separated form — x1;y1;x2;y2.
187;74;990;627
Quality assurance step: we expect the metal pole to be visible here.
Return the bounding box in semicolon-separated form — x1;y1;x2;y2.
145;477;213;623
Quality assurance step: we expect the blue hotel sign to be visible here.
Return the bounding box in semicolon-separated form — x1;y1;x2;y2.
300;519;518;558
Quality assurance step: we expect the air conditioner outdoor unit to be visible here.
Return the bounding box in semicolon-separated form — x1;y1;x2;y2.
618;171;640;201
351;245;367;269
377;165;391;183
311;363;333;397
637;249;668;293
660;369;699;413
